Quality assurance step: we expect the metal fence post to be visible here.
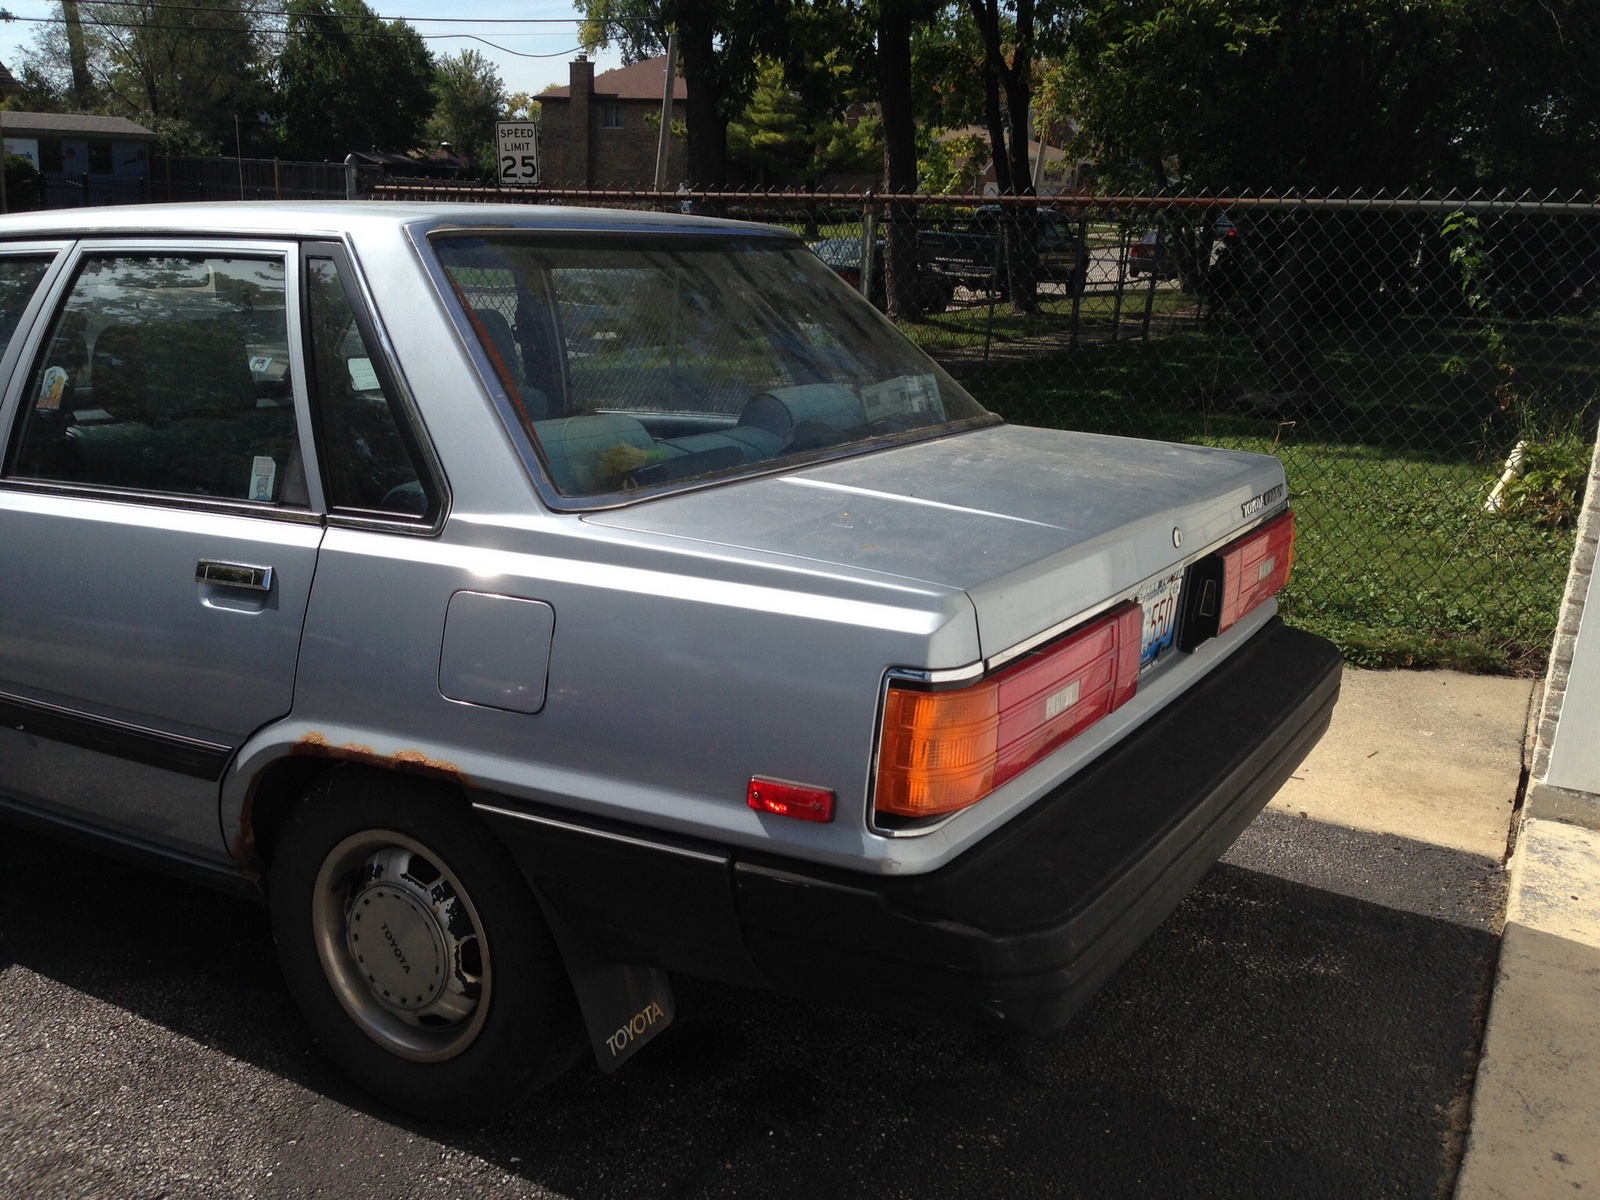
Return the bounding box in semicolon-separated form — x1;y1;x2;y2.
344;154;358;201
1069;215;1088;351
1140;251;1158;341
1110;224;1129;343
860;199;878;303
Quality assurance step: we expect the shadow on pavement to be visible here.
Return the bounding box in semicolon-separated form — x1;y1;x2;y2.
0;822;1497;1200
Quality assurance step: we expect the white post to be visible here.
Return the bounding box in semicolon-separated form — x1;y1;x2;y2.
653;33;680;192
859;202;878;301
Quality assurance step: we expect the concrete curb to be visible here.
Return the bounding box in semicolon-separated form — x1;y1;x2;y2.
1454;818;1600;1198
1455;431;1600;1199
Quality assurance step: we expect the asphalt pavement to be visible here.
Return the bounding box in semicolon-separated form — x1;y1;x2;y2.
0;667;1526;1199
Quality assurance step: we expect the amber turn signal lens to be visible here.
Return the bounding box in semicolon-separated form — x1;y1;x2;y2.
875;602;1143;822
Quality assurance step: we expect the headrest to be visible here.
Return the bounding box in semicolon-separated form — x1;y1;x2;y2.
738;384;863;442
92;317;256;425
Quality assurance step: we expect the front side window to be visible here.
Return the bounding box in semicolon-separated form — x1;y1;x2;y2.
432;234;994;499
7;254;304;505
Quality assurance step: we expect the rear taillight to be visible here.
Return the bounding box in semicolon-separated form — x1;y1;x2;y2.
1218;510;1294;632
875;603;1143;822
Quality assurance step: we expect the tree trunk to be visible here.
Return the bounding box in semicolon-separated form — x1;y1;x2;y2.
61;0;94;102
677;0;726;191
879;0;923;322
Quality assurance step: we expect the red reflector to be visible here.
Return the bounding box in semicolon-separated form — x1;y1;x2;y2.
1219;510;1295;633
748;777;834;823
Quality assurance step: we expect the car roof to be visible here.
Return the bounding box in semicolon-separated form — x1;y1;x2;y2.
0;200;797;243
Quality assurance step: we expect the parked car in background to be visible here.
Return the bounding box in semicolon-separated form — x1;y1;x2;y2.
0;202;1340;1123
1129;230;1175;279
810;235;956;314
923;205;1091;293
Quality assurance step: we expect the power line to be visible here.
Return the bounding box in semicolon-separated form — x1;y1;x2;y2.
6;13;595;56
51;0;658;27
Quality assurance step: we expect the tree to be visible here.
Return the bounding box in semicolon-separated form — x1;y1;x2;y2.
16;0;274;154
578;0;789;189
430;50;505;177
727;56;878;187
274;0;436;161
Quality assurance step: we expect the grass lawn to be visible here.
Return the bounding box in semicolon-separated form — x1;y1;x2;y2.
961;326;1594;674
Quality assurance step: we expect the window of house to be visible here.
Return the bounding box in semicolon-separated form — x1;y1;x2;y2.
39;139;63;174
601;103;624;130
88;141;113;174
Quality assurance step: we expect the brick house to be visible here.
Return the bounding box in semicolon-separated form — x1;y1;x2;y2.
539;54;686;189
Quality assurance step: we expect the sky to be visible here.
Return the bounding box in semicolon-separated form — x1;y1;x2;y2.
0;0;625;103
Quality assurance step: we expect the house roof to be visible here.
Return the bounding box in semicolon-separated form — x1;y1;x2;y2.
0;110;156;140
543;55;686;102
0;60;22;97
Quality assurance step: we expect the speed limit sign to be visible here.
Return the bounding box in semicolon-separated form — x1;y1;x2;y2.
496;121;539;185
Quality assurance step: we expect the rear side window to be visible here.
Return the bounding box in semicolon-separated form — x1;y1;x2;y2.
6;254;305;505
303;254;436;521
0;257;54;359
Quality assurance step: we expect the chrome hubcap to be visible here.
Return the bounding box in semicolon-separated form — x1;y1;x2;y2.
312;831;491;1062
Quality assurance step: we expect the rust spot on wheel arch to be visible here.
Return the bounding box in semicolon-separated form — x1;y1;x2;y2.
287;733;474;789
231;735;475;879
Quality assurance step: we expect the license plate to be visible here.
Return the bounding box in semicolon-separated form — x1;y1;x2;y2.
1137;569;1185;669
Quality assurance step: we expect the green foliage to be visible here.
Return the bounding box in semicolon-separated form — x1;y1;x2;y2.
274;0;436;160
3;153;42;211
17;0;274;154
1054;0;1600;194
917;130;987;194
577;0;668;65
909;5;988;133
1498;434;1593;529
726;56;879;187
429;50;504;178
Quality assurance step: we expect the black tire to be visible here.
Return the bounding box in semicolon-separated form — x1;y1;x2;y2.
269;767;581;1122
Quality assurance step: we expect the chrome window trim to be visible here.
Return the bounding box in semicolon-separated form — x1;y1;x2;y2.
865;501;1293;838
404;221;1002;515
0;477;327;525
0;240;76;456
0;237;327;523
303;238;452;537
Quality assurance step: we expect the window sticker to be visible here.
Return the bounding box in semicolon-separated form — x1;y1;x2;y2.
860;373;941;423
249;354;273;373
248;455;277;502
347;357;379;391
37;365;68;412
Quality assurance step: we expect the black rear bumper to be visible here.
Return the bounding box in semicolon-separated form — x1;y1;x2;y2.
478;617;1342;1035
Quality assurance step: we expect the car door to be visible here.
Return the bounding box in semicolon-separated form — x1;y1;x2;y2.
0;239;325;863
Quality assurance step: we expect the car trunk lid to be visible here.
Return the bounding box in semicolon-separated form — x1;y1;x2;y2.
586;424;1287;661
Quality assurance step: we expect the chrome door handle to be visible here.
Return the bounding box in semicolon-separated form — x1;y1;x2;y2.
196;560;274;592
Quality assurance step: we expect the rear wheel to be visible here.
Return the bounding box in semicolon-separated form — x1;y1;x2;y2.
269;769;580;1121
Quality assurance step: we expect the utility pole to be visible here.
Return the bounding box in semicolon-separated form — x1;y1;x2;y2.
653;32;679;192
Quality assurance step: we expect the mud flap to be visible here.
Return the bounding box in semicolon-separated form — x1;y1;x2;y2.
532;887;676;1074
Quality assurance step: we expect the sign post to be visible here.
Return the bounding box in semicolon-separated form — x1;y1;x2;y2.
496;121;539;187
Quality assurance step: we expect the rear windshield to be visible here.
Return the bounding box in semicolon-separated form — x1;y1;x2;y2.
430;233;993;499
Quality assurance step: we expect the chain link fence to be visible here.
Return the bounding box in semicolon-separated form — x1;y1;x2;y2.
374;184;1600;673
